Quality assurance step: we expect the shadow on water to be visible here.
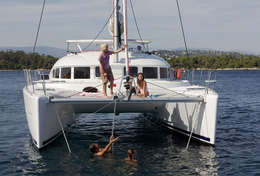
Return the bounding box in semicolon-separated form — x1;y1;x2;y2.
15;113;219;176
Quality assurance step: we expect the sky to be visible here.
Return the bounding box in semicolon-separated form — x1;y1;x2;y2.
0;0;260;54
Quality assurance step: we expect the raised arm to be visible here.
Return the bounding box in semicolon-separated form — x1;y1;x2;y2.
95;137;119;156
108;135;114;152
112;45;126;54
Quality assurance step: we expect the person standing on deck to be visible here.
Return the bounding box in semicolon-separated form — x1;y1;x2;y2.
99;43;125;97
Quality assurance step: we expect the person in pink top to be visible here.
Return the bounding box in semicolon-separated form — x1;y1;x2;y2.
99;43;125;97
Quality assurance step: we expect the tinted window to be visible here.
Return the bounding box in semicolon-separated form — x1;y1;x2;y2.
53;68;60;78
61;67;71;79
143;67;158;79
74;67;90;79
160;67;168;78
124;67;138;77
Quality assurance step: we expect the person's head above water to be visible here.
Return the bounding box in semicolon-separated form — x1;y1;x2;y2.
125;149;137;162
89;143;99;153
101;43;109;53
127;149;135;160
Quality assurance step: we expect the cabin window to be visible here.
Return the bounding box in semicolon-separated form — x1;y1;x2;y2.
53;68;60;78
95;66;100;77
160;67;168;78
74;67;90;79
61;67;71;79
143;67;158;79
124;67;138;77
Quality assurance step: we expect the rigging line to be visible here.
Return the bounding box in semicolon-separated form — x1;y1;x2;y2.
175;0;189;57
64;75;127;98
111;99;117;152
82;6;116;51
129;0;146;49
186;102;200;150
33;0;46;53
146;81;196;98
55;110;72;153
111;99;117;136
92;101;115;114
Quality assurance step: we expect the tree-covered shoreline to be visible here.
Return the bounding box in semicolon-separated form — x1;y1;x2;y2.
0;50;260;70
165;54;260;69
0;50;58;70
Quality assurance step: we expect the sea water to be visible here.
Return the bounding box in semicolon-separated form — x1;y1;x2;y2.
0;70;259;176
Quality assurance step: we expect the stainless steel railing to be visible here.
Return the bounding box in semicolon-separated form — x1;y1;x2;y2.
24;69;49;95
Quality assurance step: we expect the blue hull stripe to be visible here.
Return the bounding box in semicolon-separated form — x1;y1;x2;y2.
162;121;211;142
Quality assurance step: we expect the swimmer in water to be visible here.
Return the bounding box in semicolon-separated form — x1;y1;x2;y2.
89;135;119;156
125;149;137;162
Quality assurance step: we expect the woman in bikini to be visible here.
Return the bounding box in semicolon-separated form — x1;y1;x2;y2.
136;73;149;97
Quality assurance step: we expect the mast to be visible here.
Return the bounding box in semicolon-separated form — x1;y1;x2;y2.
113;0;119;62
122;0;130;78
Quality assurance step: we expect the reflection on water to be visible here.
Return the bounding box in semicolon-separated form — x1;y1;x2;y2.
2;70;260;176
20;113;219;176
196;146;218;175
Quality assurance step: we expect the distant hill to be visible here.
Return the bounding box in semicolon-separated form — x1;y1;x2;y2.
0;46;66;58
151;49;255;58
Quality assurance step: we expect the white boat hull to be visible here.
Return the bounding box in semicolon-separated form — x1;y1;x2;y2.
23;88;75;149
23;85;217;149
158;93;218;145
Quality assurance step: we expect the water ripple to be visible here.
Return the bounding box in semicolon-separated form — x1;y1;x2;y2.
1;70;260;176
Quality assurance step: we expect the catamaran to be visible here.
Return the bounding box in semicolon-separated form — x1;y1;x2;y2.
23;0;218;150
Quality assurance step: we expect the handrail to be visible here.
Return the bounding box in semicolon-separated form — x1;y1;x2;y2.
24;69;49;95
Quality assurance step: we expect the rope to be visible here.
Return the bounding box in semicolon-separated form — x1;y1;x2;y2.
129;0;146;49
82;6;116;51
111;99;117;136
175;0;189;57
146;81;195;98
55;110;72;153
92;101;115;114
33;0;46;53
186;102;201;150
111;98;117;152
63;75;126;98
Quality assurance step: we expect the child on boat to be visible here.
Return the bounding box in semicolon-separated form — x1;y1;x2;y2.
89;135;119;156
125;149;137;162
99;43;125;97
136;73;149;97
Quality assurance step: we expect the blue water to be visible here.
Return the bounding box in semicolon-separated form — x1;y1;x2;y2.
0;70;260;175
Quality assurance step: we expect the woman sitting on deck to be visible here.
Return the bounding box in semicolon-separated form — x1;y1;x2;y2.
136;73;149;98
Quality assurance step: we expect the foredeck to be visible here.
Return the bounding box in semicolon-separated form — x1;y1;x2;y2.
47;91;204;113
49;94;204;104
